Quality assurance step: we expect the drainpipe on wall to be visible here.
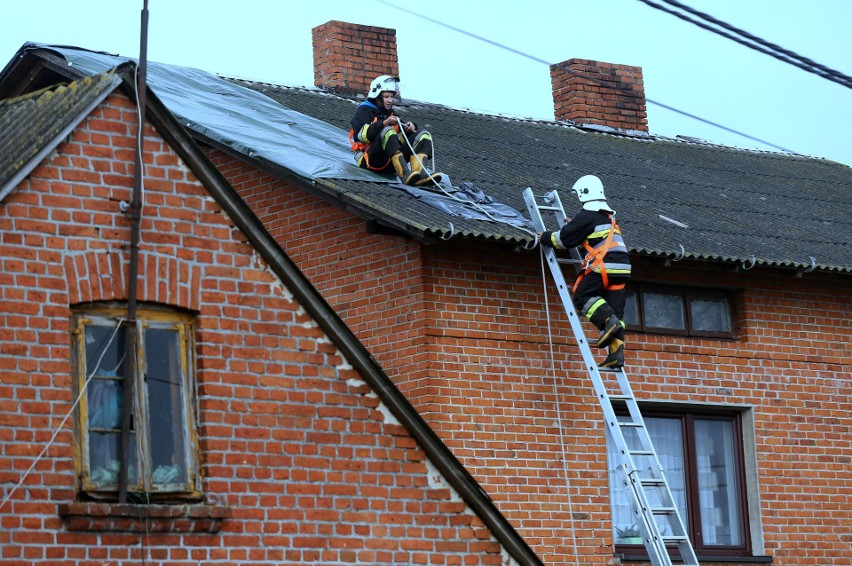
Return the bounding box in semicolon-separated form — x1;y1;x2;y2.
119;0;149;504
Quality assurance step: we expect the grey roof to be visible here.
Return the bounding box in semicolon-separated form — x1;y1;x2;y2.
1;43;849;275
241;80;852;275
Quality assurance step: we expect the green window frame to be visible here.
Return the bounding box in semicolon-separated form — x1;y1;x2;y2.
71;306;200;499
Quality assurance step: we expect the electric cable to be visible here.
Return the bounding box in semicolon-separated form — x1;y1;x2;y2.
376;0;800;154
539;248;581;566
640;0;852;89
0;318;126;512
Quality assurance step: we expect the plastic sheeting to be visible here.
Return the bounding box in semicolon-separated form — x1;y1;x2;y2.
398;179;534;232
33;44;533;229
33;43;378;182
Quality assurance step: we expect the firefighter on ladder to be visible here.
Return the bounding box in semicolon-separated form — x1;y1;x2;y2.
349;75;443;186
538;175;631;368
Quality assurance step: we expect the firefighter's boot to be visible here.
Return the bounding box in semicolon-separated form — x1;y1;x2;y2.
409;153;443;186
596;314;623;348
599;337;625;369
391;152;415;185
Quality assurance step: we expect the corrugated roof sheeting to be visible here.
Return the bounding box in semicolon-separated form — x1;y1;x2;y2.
247;81;851;274
0;71;119;200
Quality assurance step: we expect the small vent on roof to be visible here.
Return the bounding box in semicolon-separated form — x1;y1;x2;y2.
659;214;689;229
676;135;708;144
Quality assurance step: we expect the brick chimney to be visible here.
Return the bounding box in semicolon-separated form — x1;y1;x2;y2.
550;59;648;133
312;21;400;97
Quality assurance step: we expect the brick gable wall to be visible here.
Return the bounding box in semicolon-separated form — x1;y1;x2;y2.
215;149;852;564
0;93;510;565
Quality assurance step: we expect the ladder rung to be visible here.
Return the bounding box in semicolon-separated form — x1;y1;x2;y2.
555;257;582;265
607;394;634;402
630;450;654;457
638;477;666;486
536;205;561;211
651;506;677;515
618;421;642;427
662;535;689;544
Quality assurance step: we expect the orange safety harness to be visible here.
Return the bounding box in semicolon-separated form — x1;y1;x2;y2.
572;214;627;293
349;115;400;171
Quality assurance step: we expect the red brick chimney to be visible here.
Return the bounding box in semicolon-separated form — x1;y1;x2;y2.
550;59;648;133
312;21;400;97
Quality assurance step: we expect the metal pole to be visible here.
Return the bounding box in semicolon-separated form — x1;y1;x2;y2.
118;0;149;503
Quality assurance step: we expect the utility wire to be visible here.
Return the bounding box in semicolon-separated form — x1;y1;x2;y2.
375;0;798;154
642;0;852;89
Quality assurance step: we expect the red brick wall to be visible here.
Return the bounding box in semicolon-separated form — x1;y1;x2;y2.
551;58;648;133
208;152;436;405
0;92;508;564
218;149;852;564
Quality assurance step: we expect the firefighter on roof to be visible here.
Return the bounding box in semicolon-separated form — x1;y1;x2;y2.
539;175;631;368
349;75;443;186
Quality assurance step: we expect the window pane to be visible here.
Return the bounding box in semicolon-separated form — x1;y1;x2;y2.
643;292;685;329
84;322;137;488
89;431;138;485
87;379;123;429
84;325;125;379
646;418;687;536
145;327;189;486
690;297;732;333
695;419;743;546
623;288;639;328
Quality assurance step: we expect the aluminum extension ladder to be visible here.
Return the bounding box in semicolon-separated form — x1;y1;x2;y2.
523;187;699;566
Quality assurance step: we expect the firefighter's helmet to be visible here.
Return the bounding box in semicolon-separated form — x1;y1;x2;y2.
367;75;400;99
572;174;614;213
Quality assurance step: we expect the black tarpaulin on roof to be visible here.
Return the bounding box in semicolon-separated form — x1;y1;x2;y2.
34;43;377;182
34;43;531;229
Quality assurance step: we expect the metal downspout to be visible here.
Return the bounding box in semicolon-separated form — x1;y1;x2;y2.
118;0;149;503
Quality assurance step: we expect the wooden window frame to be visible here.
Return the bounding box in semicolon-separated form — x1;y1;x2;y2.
626;282;736;339
71;305;201;501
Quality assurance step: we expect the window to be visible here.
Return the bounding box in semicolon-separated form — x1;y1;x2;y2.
71;306;199;499
624;283;735;338
608;408;753;558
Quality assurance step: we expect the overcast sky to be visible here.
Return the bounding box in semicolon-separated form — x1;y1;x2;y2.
2;0;850;166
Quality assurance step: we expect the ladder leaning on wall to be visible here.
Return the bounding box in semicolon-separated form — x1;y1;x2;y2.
523;187;699;566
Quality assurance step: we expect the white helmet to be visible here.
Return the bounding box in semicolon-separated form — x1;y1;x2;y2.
367;75;400;99
572;174;614;213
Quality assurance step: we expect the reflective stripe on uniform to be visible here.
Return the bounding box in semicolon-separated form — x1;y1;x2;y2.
550;232;565;249
591;262;632;274
380;126;398;149
583;297;607;318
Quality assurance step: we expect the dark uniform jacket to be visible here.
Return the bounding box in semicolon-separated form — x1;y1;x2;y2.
543;209;631;276
350;99;393;148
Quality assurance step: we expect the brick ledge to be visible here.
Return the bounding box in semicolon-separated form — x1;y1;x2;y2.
57;501;231;533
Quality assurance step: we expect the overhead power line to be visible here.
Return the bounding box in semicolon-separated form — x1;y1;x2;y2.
376;0;797;154
641;0;852;89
